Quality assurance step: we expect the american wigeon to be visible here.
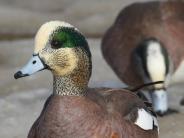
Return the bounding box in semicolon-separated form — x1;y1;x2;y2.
101;1;184;116
14;21;158;138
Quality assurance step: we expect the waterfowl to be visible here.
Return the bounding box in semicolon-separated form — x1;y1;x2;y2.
14;21;158;138
101;1;184;116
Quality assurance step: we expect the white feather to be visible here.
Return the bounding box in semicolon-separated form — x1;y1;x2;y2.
146;42;166;88
135;108;159;131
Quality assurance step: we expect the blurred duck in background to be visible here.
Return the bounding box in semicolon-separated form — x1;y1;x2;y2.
101;1;184;116
14;21;158;138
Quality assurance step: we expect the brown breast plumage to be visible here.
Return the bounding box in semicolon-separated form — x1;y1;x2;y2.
28;88;158;138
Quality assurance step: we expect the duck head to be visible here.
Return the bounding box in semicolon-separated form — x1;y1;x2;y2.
14;21;92;95
134;38;171;116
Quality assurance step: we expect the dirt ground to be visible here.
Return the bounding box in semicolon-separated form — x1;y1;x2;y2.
0;39;184;138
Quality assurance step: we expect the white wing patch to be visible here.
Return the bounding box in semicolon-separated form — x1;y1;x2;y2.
134;108;159;131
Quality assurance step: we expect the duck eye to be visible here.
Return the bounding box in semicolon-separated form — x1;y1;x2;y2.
51;40;62;49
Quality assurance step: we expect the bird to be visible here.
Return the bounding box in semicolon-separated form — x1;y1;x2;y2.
101;1;184;116
14;21;158;138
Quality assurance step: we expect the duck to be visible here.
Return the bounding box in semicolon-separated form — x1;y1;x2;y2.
101;1;184;116
14;21;158;138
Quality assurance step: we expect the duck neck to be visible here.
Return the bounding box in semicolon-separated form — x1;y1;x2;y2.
53;52;91;96
53;75;88;96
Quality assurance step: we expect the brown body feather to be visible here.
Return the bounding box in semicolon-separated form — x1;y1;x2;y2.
14;21;158;138
101;1;184;86
28;88;158;138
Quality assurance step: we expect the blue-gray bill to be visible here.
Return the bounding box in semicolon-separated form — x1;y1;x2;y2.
14;55;46;79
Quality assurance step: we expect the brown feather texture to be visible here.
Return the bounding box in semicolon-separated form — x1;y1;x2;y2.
28;88;158;138
101;1;184;86
101;1;184;115
14;21;158;138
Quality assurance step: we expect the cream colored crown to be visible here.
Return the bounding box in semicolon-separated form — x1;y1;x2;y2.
34;21;78;53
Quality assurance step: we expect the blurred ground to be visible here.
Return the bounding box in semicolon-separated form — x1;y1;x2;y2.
0;39;184;138
0;0;166;38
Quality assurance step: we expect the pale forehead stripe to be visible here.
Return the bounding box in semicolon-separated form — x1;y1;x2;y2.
34;21;76;53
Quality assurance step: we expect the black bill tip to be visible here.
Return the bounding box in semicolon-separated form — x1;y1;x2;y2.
14;71;28;79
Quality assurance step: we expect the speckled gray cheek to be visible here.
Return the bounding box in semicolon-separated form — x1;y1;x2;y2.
52;48;91;96
38;27;91;96
39;43;57;67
